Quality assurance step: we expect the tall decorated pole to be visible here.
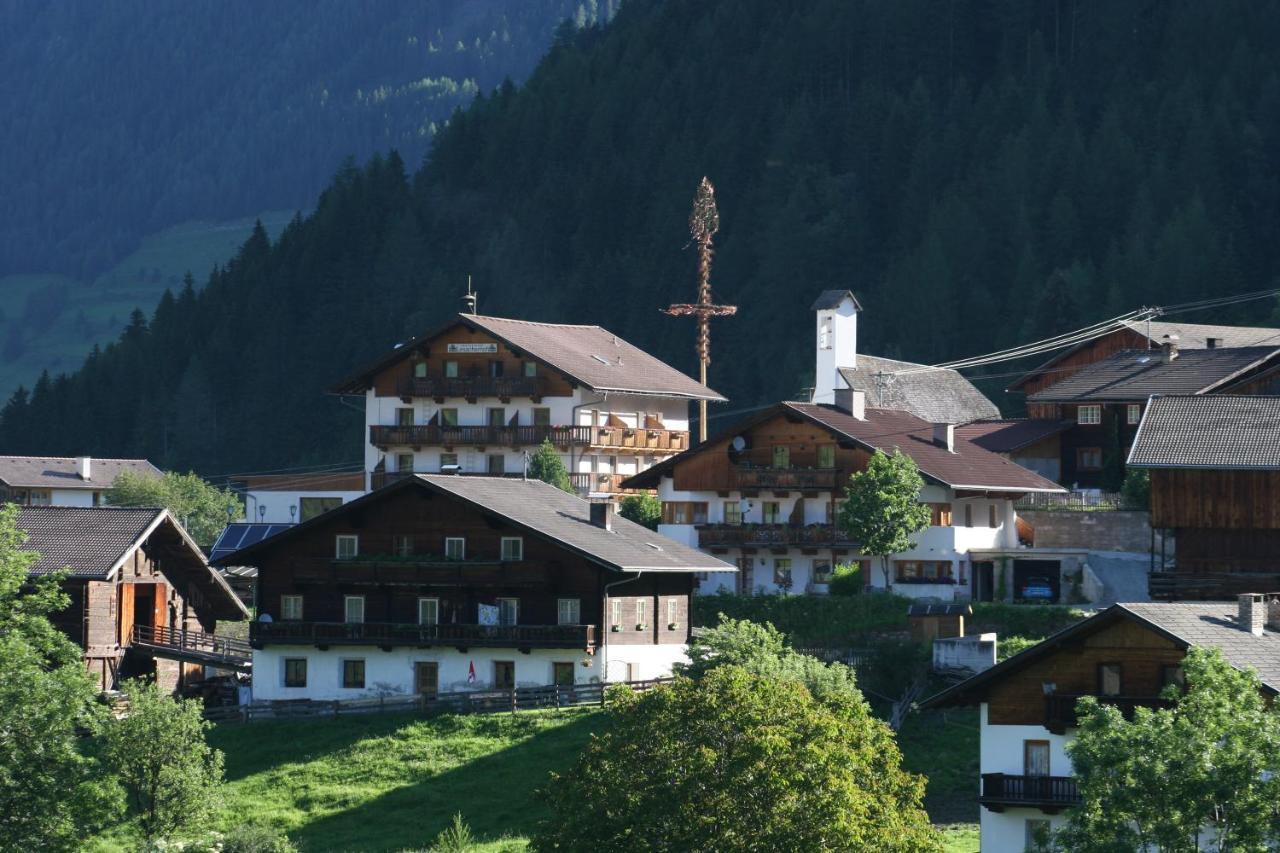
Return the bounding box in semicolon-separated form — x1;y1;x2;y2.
663;177;736;442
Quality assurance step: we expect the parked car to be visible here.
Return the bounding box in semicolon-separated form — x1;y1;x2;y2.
1021;576;1055;601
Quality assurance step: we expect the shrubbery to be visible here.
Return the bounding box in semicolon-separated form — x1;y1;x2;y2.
692;591;910;646
827;562;864;596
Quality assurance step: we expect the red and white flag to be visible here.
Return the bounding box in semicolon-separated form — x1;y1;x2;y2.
467;661;476;683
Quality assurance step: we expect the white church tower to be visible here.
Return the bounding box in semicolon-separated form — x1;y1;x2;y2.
811;290;862;404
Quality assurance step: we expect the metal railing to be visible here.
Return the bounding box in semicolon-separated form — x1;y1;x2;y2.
252;620;596;649
132;624;253;667
1015;491;1133;511
980;773;1081;810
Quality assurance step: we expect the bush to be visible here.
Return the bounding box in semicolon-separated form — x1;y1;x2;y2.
970;603;1088;640
139;825;297;853
692;591;910;646
1121;467;1150;509
827;562;864;596
428;813;475;852
617;494;661;530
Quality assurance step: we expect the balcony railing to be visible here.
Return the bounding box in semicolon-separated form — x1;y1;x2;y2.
729;466;839;491
569;472;650;496
1044;693;1174;734
371;424;591;449
591;427;688;453
696;523;846;548
398;376;542;400
979;774;1081;813
252;620;596;649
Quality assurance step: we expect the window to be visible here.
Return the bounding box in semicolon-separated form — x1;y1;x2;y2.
635;599;647;628
1161;664;1186;691
762;501;781;524
610;599;622;629
439;452;458;470
532;407;550;426
929;503;952;526
444;537;466;560
722;501;742;525
418;598;439;626
1126;403;1141;425
1025;819;1051;852
344;595;365;624
26;489;51;506
894;561;955;582
1098;663;1122;697
284;658;307;688
414;361;428;378
1076;447;1103;470
487;454;506;475
666;597;678;628
392;535;414;557
1024;740;1050;776
498;598;519;626
772;445;790;468
494;661;515;689
557;598;580;625
553;662;575;686
440;408;459;426
817;444;835;469
335;535;359;559
342;659;365;689
989;504;998;528
280;595;303;621
415;662;439;698
396;407;414;426
1077;404;1102;425
444;360;459;378
488;407;506;427
523;361;538;377
396;452;414;473
773;558;793;587
299;496;341;522
500;537;523;561
661;501;709;525
812;560;833;584
819;317;833;350
964;503;973;527
489;360;505;378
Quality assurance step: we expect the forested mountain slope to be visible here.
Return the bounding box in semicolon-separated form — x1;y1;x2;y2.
0;0;605;279
4;0;1280;473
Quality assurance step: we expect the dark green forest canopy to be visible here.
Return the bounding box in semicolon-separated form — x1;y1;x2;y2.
4;0;1280;474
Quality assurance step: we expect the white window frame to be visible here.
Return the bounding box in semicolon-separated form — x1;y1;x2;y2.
1126;403;1141;425
418;597;439;626
280;594;303;621
557;598;580;626
500;537;524;561
1077;404;1102;425
335;534;359;559
610;599;622;629
635;599;647;629
497;597;519;626
666;598;678;628
344;595;365;624
444;537;466;560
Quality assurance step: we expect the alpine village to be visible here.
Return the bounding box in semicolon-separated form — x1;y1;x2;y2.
8;4;1280;853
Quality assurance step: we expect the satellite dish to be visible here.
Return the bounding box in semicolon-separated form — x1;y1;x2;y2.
731;436;747;452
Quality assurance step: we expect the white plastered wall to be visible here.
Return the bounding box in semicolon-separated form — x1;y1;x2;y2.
978;702;1072;851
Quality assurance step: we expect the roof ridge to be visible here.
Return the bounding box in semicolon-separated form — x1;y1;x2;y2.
469;314;603;331
0;454;157;462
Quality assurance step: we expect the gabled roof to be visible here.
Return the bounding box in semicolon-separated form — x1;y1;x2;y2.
1127;395;1280;470
838;355;1000;424
624;401;1064;493
212;475;734;574
330;313;725;401
810;290;862;311
1009;321;1280;392
1025;346;1280;403
0;456;161;490
956;418;1073;454
922;602;1280;710
16;506;247;620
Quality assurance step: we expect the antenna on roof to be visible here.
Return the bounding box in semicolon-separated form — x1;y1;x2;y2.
462;276;477;315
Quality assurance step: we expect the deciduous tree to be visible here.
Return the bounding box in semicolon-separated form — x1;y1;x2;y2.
617;493;661;529
106;470;242;547
837;450;932;591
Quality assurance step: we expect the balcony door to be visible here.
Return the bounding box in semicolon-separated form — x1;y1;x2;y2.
736;557;754;594
494;660;515;689
1024;740;1050;776
414;662;438;699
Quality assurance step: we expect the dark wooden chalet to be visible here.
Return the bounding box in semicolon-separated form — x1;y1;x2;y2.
17;506;249;691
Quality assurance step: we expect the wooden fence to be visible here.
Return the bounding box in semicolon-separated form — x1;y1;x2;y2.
203;678;673;724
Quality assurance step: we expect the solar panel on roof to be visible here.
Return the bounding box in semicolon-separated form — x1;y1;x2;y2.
209;522;293;563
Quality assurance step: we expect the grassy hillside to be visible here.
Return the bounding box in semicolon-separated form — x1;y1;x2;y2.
0;211;295;397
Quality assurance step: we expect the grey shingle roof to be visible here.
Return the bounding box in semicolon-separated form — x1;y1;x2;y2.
839;355;1000;424
213;475;735;574
0;456;161;489
18;506;163;578
810;290;862;311
1026;346;1280;403
1136;321;1280;350
956;419;1073;454
1127;395;1280;469
331;314;724;401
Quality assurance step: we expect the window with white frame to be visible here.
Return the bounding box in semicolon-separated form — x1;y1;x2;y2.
635;599;647;628
344;595;365;624
444;537;466;560
610;599;622;629
723;501;742;525
500;537;523;561
335;535;359;559
280;595;303;621
498;597;519;626
1126;403;1141;425
418;597;439;626
557;598;580;625
439;452;458;470
1077;404;1102;425
666;597;678;628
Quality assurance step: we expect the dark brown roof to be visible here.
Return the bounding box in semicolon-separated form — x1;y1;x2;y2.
1025;346;1280;403
212;475;734;574
956;419;1073;454
16;506;246;619
838;355;999;424
0;456;161;489
810;290;862;311
923;602;1280;709
1127;395;1280;469
330;313;724;400
624;402;1064;493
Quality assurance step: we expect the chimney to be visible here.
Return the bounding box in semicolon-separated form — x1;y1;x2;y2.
590;501;614;531
1238;593;1266;637
932;423;955;453
833;388;866;420
1206;337;1222;349
1160;334;1180;363
77;456;92;481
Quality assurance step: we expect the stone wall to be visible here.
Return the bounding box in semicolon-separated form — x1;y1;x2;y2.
1019;510;1171;555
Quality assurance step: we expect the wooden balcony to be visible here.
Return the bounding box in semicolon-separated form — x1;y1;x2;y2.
251;620;596;650
131;624;253;670
295;557;552;587
370;424;591;450
397;375;542;401
696;523;847;548
729;466;839;491
979;773;1080;813
1044;693;1174;734
569;472;651;496
590;427;688;453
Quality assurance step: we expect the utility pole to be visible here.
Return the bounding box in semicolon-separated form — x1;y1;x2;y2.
663;177;736;442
